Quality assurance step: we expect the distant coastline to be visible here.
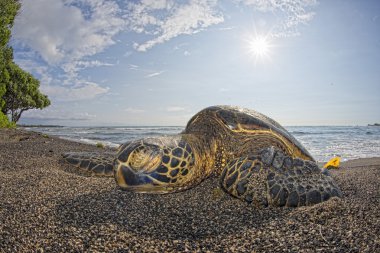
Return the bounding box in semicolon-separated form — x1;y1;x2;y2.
17;124;64;128
368;123;380;127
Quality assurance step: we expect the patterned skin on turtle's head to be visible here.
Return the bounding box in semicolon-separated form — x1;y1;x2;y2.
114;136;196;193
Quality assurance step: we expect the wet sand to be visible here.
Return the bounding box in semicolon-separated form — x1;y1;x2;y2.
0;128;379;252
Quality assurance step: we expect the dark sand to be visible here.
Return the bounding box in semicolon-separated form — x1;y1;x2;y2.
0;128;379;252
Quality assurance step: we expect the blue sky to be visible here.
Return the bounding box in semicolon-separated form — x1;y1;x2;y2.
11;0;380;126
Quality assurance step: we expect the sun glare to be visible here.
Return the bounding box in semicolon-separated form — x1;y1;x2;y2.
248;35;271;59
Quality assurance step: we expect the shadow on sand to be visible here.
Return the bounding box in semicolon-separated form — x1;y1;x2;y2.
53;177;289;240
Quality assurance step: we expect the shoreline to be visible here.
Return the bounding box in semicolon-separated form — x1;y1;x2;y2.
18;125;380;163
20;126;380;164
1;128;379;252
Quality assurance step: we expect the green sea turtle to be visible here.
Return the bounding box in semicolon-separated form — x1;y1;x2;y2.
63;105;342;207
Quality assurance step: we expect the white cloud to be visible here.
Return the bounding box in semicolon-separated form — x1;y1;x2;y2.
14;56;109;101
74;60;114;69
145;71;165;78
41;81;109;101
129;0;224;52
22;107;96;121
127;63;166;78
61;60;114;78
238;0;318;37
12;0;119;101
129;64;139;70
13;0;125;65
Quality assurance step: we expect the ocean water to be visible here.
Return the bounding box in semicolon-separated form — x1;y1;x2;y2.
22;125;380;162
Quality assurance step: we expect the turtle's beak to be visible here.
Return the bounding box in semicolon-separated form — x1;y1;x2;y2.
114;163;153;187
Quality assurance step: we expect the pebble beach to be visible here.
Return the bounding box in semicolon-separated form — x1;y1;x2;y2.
0;128;379;252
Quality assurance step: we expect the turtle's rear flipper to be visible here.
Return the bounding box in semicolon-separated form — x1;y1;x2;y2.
62;152;115;177
220;147;342;207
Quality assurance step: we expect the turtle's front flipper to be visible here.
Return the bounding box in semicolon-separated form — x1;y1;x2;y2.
62;152;115;177
220;147;342;207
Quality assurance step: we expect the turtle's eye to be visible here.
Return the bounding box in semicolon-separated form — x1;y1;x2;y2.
129;145;162;173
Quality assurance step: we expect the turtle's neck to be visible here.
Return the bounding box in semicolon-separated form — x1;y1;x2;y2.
180;133;217;183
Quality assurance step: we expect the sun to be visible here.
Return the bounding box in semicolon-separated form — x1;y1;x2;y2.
248;35;271;58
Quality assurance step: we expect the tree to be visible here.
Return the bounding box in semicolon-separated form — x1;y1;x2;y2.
1;0;50;125
0;0;20;127
0;0;20;92
0;0;19;48
2;62;50;123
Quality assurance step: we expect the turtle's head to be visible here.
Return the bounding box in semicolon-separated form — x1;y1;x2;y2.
114;136;196;193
